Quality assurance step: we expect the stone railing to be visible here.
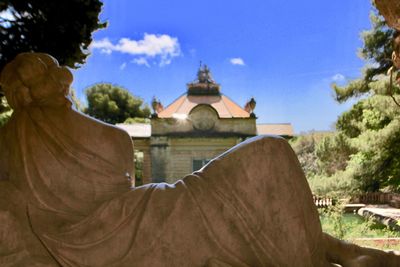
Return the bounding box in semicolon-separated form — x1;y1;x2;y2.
313;192;400;209
350;192;400;208
313;195;334;208
390;194;400;208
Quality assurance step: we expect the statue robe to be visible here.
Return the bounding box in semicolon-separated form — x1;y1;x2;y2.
0;105;329;267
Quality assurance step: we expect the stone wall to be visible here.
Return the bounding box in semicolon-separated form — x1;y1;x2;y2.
149;137;243;183
151;117;256;136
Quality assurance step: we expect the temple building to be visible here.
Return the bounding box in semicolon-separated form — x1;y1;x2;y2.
118;65;293;185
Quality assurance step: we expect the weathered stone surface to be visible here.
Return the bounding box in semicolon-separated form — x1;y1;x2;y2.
375;0;400;30
0;53;399;266
151;115;256;136
150;136;241;183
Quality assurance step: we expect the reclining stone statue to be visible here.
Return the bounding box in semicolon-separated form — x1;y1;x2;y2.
0;53;399;267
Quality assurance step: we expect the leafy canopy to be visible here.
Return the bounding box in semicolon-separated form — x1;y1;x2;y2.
333;11;397;102
290;132;356;197
0;0;105;126
85;83;151;124
294;5;400;195
0;0;106;73
330;5;400;192
338;96;400;192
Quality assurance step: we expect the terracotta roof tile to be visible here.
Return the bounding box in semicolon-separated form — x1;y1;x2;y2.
221;95;250;118
157;94;187;118
157;94;250;118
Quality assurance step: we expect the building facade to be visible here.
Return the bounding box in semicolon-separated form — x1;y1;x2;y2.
118;65;293;185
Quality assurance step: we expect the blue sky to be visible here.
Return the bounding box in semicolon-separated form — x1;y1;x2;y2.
72;0;374;133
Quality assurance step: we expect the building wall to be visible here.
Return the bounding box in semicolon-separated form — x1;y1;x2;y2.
134;103;257;184
151;118;256;136
150;137;243;184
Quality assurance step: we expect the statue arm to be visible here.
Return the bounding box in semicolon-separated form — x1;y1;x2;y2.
0;125;8;181
323;232;400;267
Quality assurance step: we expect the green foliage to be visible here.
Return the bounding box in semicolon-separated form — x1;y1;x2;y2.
292;97;400;194
69;88;83;112
309;95;400;194
0;0;106;72
336;102;364;138
333;79;371;103
332;9;396;102
322;202;346;239
85;83;151;124
134;150;144;187
290;132;357;197
290;132;329;178
358;13;394;80
321;3;400;194
316;133;356;176
348;119;400;192
0;0;105;122
308;171;358;197
289;3;400;195
334;95;400;192
0;97;12;127
337;96;395;140
320;211;400;241
0;96;11;114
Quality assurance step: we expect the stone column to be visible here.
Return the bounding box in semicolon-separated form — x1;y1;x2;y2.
150;136;170;183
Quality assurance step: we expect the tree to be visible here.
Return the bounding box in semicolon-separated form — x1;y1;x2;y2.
332;9;397;102
290;132;357;197
290;132;328;179
326;4;400;193
315;133;356;176
0;97;12;127
85;83;151;124
0;0;105;73
69;88;84;112
294;4;400;194
0;0;105;126
335;96;400;192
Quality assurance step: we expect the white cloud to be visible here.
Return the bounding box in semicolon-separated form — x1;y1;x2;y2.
90;33;181;66
91;38;114;54
119;62;127;70
230;57;245;66
331;73;345;82
132;57;150;68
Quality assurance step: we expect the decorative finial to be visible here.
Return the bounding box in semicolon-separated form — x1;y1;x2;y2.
244;97;256;117
197;64;215;84
151;96;163;117
188;63;221;95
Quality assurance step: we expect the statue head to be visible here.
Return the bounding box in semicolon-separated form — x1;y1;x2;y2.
0;53;73;109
